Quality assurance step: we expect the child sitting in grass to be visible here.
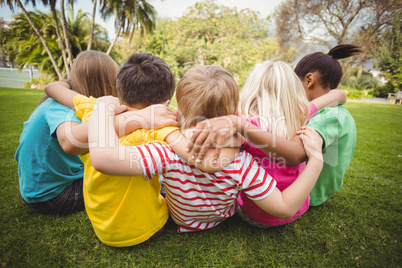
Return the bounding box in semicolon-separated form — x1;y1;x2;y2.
295;44;360;206
45;52;179;247
87;65;325;233
184;61;346;228
15;50;119;216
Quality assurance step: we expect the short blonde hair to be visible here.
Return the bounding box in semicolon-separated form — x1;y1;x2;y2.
70;50;119;98
241;61;310;139
176;65;239;128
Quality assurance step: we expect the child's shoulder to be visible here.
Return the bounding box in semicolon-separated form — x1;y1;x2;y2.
219;149;253;171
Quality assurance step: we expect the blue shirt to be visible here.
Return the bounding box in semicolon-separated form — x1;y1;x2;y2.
15;98;84;203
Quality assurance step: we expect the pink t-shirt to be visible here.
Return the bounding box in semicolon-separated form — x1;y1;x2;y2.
237;102;318;226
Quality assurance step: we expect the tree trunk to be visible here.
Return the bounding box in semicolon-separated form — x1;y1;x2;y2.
16;0;63;80
60;0;74;68
50;2;70;78
87;0;97;51
341;56;357;83
106;19;123;55
357;52;367;79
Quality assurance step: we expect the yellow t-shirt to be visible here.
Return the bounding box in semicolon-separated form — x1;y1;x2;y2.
74;94;178;247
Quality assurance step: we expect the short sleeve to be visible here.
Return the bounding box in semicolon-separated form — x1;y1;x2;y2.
73;94;97;123
307;107;340;149
238;152;276;201
307;102;318;122
135;143;173;180
151;126;180;142
45;100;81;138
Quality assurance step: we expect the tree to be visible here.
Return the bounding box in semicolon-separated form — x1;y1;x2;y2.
0;0;64;79
100;0;156;55
87;0;99;50
60;0;75;68
49;0;70;77
375;11;402;94
1;11;63;78
275;0;401;68
143;1;280;87
1;8;110;79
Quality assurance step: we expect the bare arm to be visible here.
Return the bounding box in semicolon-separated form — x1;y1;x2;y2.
88;97;144;176
253;127;323;219
57;121;89;155
88;96;231;175
311;89;346;110
44;81;77;109
188;115;307;166
166;130;240;173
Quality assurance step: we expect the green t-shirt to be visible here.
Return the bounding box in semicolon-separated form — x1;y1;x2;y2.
307;105;356;206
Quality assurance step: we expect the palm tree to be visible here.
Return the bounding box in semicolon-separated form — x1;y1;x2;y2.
49;0;70;77
1;11;63;78
100;0;156;55
60;0;75;67
87;0;104;50
0;0;63;79
1;8;110;79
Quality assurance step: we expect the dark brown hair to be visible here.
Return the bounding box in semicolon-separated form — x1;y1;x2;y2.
70;50;119;97
294;44;362;89
116;53;175;106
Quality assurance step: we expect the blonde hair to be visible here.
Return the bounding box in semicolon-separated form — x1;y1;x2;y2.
69;50;119;98
240;61;310;139
176;65;239;128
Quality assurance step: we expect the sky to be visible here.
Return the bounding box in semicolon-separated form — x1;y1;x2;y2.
0;0;285;39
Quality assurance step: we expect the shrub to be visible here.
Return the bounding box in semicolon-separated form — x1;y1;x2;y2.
23;75;54;89
340;86;373;100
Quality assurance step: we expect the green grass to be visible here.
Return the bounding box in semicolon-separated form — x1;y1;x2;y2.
1;88;401;267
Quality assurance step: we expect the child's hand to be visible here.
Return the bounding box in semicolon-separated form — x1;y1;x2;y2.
187;115;239;162
296;127;323;162
138;104;178;129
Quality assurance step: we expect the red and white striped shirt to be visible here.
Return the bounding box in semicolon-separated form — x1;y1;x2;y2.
137;142;276;233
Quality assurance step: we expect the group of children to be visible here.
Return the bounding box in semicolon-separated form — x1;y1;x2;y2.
15;45;360;247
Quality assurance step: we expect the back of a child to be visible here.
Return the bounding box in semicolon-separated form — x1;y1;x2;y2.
76;53;177;247
87;64;325;235
237;61;313;227
136;65;277;232
294;44;360;206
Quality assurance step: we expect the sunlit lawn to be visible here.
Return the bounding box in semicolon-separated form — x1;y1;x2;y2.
0;87;401;267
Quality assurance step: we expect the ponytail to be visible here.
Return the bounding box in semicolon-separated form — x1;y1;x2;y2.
327;44;362;60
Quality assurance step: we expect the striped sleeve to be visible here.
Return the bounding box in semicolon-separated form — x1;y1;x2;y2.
239;152;276;201
135;142;172;180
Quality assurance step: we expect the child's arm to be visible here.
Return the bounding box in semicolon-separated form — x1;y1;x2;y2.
44;82;77;109
188;115;307;166
88;96;144;176
45;82;177;155
88;96;233;175
56;121;89;155
165;130;241;173
253;127;323;219
187;91;346;165
311;89;346;110
56;104;177;155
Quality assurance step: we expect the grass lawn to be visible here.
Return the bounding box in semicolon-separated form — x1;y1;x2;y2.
0;87;401;267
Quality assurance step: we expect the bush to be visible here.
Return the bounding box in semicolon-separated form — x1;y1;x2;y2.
370;82;395;98
340;86;373;100
342;72;382;91
23;75;54;89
